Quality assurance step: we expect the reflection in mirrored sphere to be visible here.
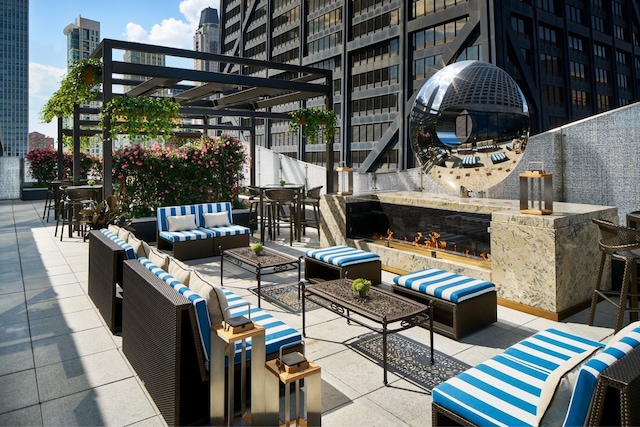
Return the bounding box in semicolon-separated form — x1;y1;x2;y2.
410;60;530;193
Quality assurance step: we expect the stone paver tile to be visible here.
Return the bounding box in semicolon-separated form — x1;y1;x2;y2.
29;309;103;341
0;321;31;349
322;393;410;427
23;273;78;291
22;264;72;280
0;404;43;426
0;369;39;415
0;280;24;296
0;341;34;377
33;327;118;367
25;283;85;305
0;294;27;328
27;294;94;321
36;348;134;402
40;377;157;426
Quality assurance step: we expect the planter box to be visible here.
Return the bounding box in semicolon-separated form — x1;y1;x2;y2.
129;217;157;243
21;187;48;201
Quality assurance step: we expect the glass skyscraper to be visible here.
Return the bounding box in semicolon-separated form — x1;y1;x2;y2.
0;0;29;157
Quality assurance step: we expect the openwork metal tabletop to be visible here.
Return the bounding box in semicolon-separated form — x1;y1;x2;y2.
223;246;300;268
304;279;428;323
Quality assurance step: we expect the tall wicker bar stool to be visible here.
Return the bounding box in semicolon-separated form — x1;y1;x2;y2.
300;185;322;236
264;188;297;246
588;218;640;332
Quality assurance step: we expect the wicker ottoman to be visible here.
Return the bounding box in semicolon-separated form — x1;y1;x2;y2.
304;245;381;285
392;268;496;340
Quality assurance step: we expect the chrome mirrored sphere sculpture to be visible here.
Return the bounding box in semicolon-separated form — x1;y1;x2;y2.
410;60;530;193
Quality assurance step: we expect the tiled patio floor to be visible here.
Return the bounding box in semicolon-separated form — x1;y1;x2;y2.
0;199;624;426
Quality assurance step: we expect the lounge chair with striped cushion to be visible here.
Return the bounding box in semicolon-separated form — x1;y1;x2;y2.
305;245;382;285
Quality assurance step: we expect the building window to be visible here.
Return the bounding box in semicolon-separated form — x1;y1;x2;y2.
412;0;465;18
538;24;557;44
569;61;585;79
614;25;627;42
542;84;563;106
613;1;624;17
511;15;529;39
597;94;610;110
616;50;628;65
540;53;561;74
593;43;608;59
566;5;582;24
617;73;629;88
594;68;609;84
568;35;583;51
591;16;605;33
536;0;557;14
572;89;588;107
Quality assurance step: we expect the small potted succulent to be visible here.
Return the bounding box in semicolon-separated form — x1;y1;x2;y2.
279;179;286;186
352;278;372;298
251;242;264;256
87;179;96;186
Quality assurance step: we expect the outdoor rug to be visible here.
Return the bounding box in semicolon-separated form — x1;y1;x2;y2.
346;332;470;393
249;283;319;314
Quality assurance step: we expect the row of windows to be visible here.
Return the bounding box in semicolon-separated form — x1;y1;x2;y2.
352;65;399;91
542;84;563;106
592;16;605;33
572;89;588;107
411;0;466;18
352;122;392;143
412;54;442;80
308;31;341;54
308;0;337;12
245;43;266;58
566;5;582;24
538;24;557;44
273;28;299;50
540;53;561;74
352;93;399;116
351;39;399;67
272;47;299;63
568;35;583;51
536;0;557;13
594;43;608;58
273;7;299;30
353;0;385;14
597;93;611;110
246;24;266;44
353;9;399;38
569;61;585;79
412;17;468;50
594;68;608;84
309;7;341;36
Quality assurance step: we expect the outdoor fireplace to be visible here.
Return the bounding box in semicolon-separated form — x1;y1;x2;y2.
346;198;491;265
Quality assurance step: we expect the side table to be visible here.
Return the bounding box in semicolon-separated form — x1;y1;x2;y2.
211;324;266;426
265;359;321;427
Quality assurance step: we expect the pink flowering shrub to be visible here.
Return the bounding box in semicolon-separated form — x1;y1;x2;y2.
112;134;248;218
26;148;99;184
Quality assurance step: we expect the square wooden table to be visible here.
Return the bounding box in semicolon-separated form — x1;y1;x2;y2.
220;246;302;308
302;278;433;385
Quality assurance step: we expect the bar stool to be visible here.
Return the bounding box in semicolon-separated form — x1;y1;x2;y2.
588;218;640;333
264;188;297;246
56;188;96;241
247;186;261;236
300;185;322;236
42;182;57;221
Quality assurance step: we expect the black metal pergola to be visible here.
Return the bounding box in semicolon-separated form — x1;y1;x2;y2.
60;38;335;197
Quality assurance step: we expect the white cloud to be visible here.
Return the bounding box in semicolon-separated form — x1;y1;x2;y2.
29;62;66;138
123;0;220;50
179;0;220;27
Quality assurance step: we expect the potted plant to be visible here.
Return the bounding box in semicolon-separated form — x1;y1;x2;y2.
352;278;372;297
288;107;337;144
100;95;181;142
279;179;286;186
41;58;103;123
251;242;264;256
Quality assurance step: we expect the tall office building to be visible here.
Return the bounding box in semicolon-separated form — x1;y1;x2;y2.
194;7;220;72
63;16;100;66
221;0;640;172
0;0;29;157
64;16;101;156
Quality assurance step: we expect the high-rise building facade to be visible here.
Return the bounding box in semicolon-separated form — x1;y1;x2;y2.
194;7;220;72
63;16;100;67
220;0;640;172
64;16;101;156
0;0;29;157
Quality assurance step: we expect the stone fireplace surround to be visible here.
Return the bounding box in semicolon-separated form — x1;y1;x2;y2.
319;192;617;320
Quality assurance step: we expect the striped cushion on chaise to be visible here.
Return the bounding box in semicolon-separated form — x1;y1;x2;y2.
393;268;495;303
157;204;201;231
563;322;640;426
305;245;380;267
100;228;136;260
432;328;605;427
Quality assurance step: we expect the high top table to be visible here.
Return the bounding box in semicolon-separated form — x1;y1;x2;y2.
257;184;304;244
302;278;434;385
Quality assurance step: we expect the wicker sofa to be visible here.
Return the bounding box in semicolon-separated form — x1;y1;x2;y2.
156;202;250;260
87;226;150;333
432;322;640;426
121;252;302;426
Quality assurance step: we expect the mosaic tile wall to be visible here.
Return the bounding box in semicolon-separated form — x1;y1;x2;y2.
0;158;21;200
354;102;640;223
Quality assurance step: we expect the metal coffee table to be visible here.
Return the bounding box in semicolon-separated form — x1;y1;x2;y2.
220;246;302;308
302;278;433;385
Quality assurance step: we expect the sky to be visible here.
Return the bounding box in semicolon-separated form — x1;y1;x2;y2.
29;0;220;139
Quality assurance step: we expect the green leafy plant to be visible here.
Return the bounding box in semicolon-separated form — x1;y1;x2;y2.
100;96;181;141
288;107;337;144
279;179;286;186
352;278;372;294
41;58;102;123
251;242;264;254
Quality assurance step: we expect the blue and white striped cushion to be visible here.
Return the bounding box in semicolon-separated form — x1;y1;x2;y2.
199;202;233;225
433;328;605;427
204;224;251;237
159;228;215;243
491;152;507;163
100;229;136;260
393;268;495;303
157;204;201;232
224;289;302;364
462;156;478;166
563;324;640;426
305;245;380;267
